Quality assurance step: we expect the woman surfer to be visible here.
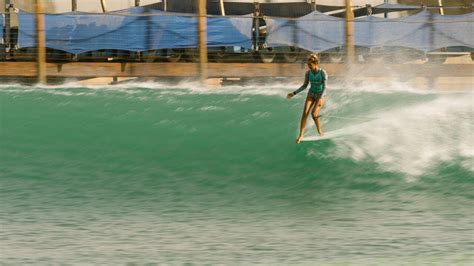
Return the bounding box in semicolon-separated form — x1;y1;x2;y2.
287;54;328;144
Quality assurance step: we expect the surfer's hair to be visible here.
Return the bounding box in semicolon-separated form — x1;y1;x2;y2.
307;54;319;65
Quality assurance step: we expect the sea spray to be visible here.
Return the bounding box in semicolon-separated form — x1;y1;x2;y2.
307;93;473;178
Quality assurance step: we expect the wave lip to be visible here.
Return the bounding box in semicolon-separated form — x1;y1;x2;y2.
322;94;474;178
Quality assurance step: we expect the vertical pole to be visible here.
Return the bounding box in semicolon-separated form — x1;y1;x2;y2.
71;0;77;61
311;0;316;12
437;0;444;15
219;0;226;16
253;3;260;51
163;0;167;12
197;0;208;84
5;0;11;55
384;0;388;18
135;0;140;7
100;0;108;13
35;0;47;85
345;0;354;64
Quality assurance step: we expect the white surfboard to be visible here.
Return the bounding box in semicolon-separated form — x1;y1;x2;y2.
301;124;364;142
302;131;348;141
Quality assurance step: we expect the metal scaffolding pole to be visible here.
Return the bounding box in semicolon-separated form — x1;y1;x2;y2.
100;0;108;13
219;0;226;16
438;0;444;15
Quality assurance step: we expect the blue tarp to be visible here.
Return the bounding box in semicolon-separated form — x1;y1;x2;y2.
17;7;252;53
15;7;473;54
354;10;474;51
267;10;473;52
431;12;474;50
266;11;345;52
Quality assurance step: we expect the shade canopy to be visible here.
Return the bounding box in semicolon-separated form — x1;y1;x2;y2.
17;7;253;54
266;10;473;52
15;7;473;54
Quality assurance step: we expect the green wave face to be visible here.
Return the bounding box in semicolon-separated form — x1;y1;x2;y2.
0;84;472;264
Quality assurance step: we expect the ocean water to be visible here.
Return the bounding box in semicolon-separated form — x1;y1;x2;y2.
0;81;472;264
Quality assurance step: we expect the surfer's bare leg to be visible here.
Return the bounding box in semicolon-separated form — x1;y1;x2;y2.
297;97;315;144
312;97;324;136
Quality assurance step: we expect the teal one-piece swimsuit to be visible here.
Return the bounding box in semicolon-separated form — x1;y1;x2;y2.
293;68;328;100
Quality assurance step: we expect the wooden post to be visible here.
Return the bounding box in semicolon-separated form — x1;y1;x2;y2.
163;0;167;12
72;0;77;11
219;0;226;16
197;0;208;83
345;0;354;64
100;0;108;13
437;0;444;15
35;0;47;84
384;0;388;18
135;0;140;7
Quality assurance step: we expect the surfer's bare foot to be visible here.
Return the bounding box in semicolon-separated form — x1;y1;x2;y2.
319;131;324;137
296;135;303;144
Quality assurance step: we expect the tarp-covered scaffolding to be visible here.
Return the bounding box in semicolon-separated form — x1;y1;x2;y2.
14;6;473;54
16;7;253;54
354;11;474;51
266;10;473;52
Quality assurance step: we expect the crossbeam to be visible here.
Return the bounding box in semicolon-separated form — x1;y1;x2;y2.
0;62;472;78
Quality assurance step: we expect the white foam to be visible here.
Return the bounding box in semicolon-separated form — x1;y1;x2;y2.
324;93;474;178
0;80;296;97
302;122;367;141
0;76;466;98
199;106;225;112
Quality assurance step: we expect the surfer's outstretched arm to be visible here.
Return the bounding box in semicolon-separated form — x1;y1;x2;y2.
287;71;309;99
